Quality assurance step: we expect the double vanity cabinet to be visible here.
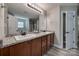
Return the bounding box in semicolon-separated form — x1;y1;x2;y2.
0;33;54;56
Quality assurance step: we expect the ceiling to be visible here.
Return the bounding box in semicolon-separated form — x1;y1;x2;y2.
37;3;78;11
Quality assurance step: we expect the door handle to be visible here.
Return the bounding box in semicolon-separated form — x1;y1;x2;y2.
66;32;70;33
73;28;75;31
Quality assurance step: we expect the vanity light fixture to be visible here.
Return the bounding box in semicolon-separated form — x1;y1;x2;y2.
25;3;43;14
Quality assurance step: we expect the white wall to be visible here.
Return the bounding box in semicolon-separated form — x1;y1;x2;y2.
0;4;7;38
8;14;18;35
39;12;47;31
46;5;61;48
0;5;5;37
39;5;61;48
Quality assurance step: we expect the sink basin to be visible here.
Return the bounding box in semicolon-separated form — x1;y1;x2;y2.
1;37;16;47
15;34;37;40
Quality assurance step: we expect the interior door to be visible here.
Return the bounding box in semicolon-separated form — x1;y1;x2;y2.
69;11;76;48
66;11;75;49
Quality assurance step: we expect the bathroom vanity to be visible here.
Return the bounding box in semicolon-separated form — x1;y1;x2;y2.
0;32;54;56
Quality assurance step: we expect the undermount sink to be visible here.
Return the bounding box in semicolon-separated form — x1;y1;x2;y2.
0;37;16;47
14;34;37;40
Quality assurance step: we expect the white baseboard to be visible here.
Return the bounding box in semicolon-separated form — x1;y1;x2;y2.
74;45;77;48
54;44;62;49
53;44;78;49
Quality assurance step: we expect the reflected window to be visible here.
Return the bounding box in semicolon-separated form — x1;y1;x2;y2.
18;22;24;28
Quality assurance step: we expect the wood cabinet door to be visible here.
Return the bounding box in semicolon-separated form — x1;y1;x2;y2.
0;48;1;56
0;47;10;56
50;33;54;47
41;46;46;55
41;36;47;55
10;41;31;56
13;43;25;56
31;38;41;56
23;41;32;56
47;35;51;50
0;48;3;56
9;45;15;56
42;36;47;47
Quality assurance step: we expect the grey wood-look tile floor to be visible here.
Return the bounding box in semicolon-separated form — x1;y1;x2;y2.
44;47;79;56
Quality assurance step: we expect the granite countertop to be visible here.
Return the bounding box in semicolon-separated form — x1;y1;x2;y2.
0;32;54;48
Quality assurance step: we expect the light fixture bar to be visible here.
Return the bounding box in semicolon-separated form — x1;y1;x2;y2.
27;3;42;13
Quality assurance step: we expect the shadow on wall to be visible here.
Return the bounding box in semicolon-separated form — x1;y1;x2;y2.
54;33;59;46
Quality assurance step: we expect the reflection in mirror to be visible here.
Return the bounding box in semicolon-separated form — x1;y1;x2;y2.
7;13;30;36
4;3;41;37
6;13;39;37
29;17;39;33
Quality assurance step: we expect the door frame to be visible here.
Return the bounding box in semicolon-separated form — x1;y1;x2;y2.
61;11;67;49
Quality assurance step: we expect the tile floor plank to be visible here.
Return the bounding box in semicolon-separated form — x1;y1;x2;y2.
44;47;79;56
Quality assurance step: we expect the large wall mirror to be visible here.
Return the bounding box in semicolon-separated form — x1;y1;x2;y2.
5;3;40;37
